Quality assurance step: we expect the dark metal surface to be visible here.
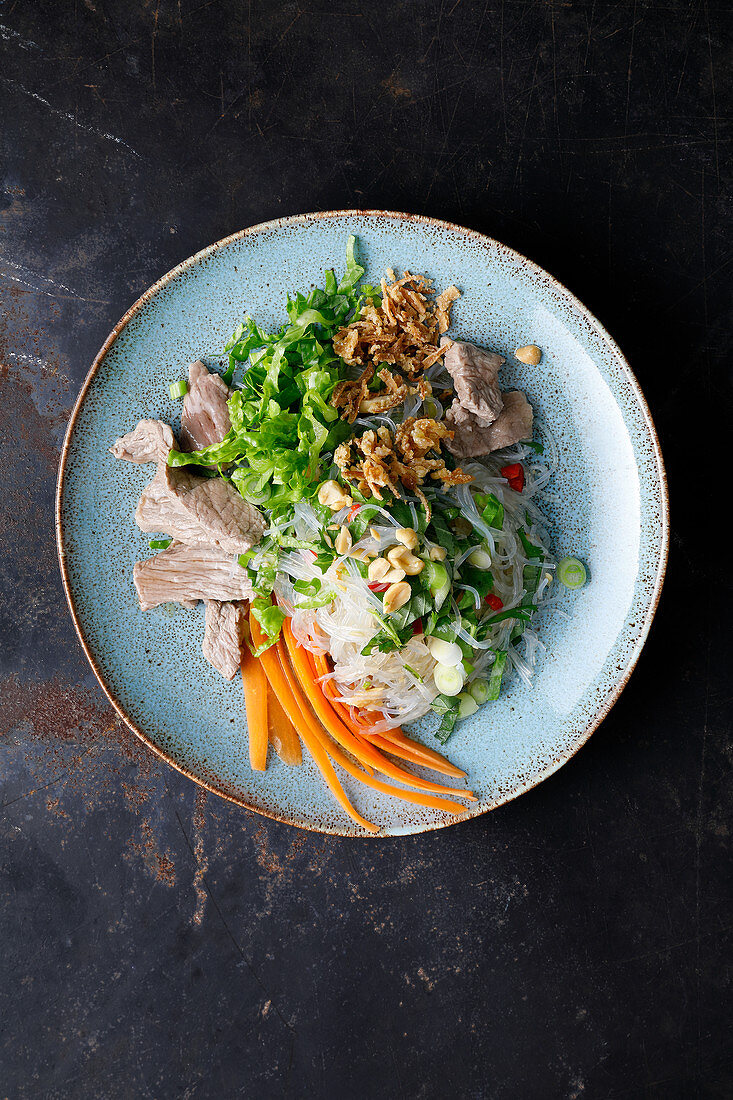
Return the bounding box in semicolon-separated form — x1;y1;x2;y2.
1;2;730;1097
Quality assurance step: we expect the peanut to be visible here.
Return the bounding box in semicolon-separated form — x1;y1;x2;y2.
429;545;447;561
395;527;418;550
515;344;542;365
368;557;391;582
334;527;352;556
382;580;412;614
387;545;424;576
318;479;353;511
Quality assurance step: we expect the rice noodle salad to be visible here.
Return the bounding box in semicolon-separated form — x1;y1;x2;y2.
114;238;587;829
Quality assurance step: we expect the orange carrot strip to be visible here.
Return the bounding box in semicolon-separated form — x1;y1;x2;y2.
250;616;378;833
377;728;467;778
283;623;475;801
313;652;466;779
313;652;394;739
278;640;469;815
241;646;268;771
307;729;470;816
267;686;302;766
305;648;370;746
366;732;464;778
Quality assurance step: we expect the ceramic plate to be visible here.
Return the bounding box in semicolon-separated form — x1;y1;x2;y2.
56;211;668;836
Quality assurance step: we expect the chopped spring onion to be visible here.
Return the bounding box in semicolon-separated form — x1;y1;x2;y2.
468;678;490;705
148;538;171;549
426;638;463;667
404;664;424;683
487;651;508;700
457;692;479;719
468;546;492;569
169;380;188;400
557;556;587;589
434;662;465;696
425;563;449;593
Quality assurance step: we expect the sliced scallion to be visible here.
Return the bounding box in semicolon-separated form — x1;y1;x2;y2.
557;556;587;589
433;662;464;696
169;380;188;400
457;692;479;719
468;678;490;705
148;538;171;550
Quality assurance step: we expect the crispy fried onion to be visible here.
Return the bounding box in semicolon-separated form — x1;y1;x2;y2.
333;417;472;517
332;367;433;424
331;270;460;421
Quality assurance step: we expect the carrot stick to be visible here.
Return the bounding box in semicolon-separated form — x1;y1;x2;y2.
313;652;467;779
249;616;378;833
241;646;268;771
377;728;467;778
313;652;400;743
267;686;302;766
277;638;469;816
282;622;475;801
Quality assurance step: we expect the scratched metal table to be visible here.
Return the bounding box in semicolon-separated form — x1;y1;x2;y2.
1;3;730;1097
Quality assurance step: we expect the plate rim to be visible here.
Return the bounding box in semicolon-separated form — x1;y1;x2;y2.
55;208;669;837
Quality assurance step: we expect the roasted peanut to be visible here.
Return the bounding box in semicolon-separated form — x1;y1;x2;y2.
386;545;424;576
317;479;353;511
382;580;412;614
334;527;352;556
515;344;542;365
429;545;447;561
367;557;391;582
395;527;418;550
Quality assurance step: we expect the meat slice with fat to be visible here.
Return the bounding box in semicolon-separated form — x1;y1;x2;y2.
443;340;505;426
446;390;534;458
180;361;232;451
110;420;177;465
133;543;254;611
202;600;248;680
135;466;266;554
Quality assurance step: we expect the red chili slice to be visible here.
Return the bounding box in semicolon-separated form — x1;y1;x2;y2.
485;593;504;611
368;582;390;592
500;463;525;492
411;619;423;635
347;504;360;521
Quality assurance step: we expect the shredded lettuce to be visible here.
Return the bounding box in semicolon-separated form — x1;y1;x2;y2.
168;237;368;512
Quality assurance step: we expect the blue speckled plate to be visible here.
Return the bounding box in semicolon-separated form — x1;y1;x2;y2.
56;211;668;836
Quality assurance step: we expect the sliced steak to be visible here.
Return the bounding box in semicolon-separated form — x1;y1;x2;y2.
135;466;266;555
133;543;254;611
446;390;534;458
202;600;248;680
180;361;232;451
443;340;505;426
110;420;177;465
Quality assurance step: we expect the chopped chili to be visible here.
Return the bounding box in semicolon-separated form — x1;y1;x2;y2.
500;463;524;492
485;593;504;611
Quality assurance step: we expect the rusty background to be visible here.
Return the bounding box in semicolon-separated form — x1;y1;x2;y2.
1;2;730;1097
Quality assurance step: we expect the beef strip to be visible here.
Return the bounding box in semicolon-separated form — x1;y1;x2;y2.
443;340;505;426
180;361;232;451
110;420;177;465
133;543;254;611
446;390;534;458
135;465;266;554
202;600;248;680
